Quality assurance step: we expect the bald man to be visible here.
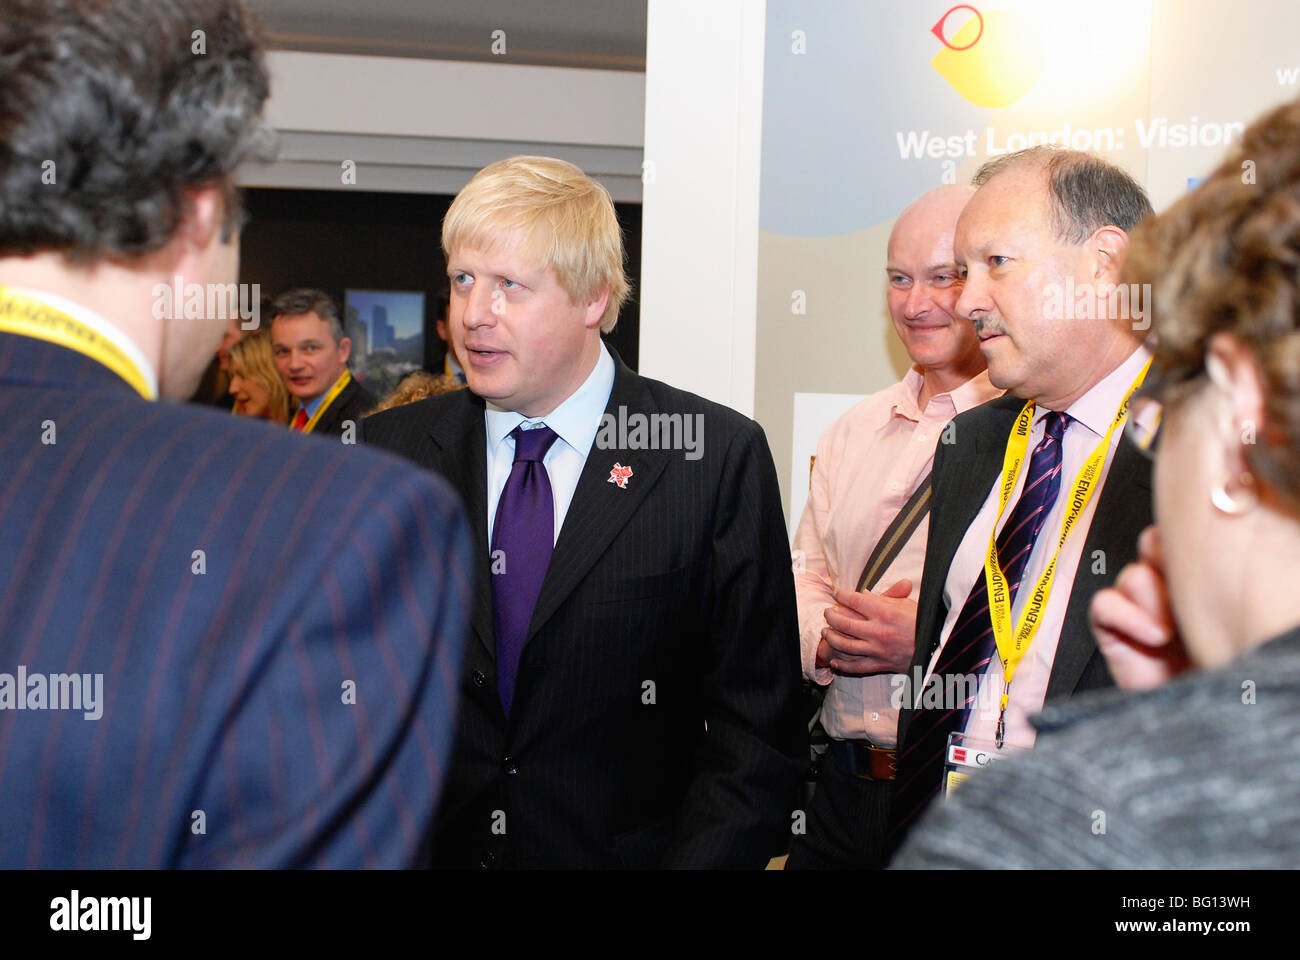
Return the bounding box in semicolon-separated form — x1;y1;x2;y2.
787;186;1002;869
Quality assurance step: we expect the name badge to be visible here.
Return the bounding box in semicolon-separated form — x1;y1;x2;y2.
943;732;1028;797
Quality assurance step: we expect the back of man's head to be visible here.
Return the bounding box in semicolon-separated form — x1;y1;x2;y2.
0;0;273;260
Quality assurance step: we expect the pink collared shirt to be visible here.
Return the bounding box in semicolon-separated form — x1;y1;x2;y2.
927;345;1152;749
793;366;1003;747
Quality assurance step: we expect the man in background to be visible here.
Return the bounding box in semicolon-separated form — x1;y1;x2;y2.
787;185;1001;869
0;0;471;868
271;288;376;437
434;281;467;385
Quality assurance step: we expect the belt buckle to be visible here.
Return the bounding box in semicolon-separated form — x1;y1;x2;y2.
850;740;878;780
849;740;896;781
874;745;897;781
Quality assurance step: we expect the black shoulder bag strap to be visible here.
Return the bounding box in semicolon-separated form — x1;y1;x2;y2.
855;474;934;592
805;473;934;783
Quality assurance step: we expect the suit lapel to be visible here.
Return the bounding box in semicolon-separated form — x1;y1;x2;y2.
1046;437;1151;698
903;400;1152;744
311;379;351;435
920;398;1023;657
525;354;670;644
427;391;495;661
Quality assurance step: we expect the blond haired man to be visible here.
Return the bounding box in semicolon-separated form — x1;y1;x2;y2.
361;156;805;869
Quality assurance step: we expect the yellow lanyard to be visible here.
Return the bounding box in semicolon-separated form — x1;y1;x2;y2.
294;369;351;433
984;359;1151;745
0;286;154;399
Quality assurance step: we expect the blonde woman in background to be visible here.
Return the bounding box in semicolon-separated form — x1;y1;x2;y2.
228;327;291;424
367;369;463;415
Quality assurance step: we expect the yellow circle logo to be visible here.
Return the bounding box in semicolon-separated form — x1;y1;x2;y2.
930;6;1043;108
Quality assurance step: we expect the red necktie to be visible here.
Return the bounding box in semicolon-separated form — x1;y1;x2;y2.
291;407;308;431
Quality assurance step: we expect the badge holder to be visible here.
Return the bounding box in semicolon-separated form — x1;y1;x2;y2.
942;732;1028;796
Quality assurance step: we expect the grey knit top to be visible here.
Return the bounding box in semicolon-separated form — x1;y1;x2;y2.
893;625;1300;868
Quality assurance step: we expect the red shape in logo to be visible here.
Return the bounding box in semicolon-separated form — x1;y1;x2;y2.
608;462;633;489
952;747;968;763
931;4;984;51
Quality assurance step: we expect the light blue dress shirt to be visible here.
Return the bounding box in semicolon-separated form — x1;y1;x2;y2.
484;341;616;546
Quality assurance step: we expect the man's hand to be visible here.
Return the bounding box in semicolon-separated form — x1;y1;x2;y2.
816;579;917;675
1090;525;1192;690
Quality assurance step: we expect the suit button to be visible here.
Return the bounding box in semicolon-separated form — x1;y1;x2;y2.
472;670;487;688
502;755;518;775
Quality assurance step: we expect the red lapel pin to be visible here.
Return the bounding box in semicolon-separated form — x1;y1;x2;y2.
607;462;633;489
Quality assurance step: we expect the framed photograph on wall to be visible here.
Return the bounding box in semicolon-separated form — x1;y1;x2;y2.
343;289;426;400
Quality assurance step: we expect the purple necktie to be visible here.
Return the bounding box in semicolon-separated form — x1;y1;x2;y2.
890;411;1069;842
491;424;559;715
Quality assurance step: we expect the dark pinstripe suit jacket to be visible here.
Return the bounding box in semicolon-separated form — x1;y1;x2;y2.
0;330;473;868
896;395;1152;749
311;376;377;438
360;349;806;868
887;395;1152;858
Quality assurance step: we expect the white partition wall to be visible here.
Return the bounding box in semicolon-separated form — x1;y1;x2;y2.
638;0;766;417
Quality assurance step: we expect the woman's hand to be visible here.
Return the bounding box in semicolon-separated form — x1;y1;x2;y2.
1089;525;1192;690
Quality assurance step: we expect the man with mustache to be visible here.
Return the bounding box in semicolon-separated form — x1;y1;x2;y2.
885;148;1155;859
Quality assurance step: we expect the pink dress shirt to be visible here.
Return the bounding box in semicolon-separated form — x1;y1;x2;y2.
926;346;1152;749
793;366;1003;747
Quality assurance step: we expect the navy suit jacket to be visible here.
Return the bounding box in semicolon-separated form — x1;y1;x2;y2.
0;329;473;868
360;348;806;868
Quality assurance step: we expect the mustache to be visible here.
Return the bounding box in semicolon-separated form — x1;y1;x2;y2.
973;317;1007;338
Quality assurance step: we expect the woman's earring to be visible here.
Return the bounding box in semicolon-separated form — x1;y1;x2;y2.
1211;471;1257;515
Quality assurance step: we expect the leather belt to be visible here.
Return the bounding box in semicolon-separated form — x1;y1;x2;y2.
829;738;897;781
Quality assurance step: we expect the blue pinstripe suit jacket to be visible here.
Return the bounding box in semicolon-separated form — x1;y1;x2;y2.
0;329;473;868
